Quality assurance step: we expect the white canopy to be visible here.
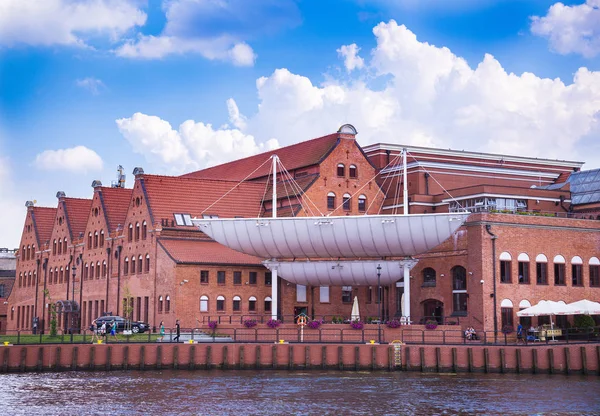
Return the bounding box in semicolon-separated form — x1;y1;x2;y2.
516;300;579;317
567;299;600;315
262;259;418;286
351;296;360;321
194;213;469;259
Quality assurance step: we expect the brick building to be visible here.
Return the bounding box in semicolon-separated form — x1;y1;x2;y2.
0;248;17;334
6;126;600;334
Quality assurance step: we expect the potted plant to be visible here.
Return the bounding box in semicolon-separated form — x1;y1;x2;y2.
266;319;281;329
350;320;364;330
243;319;257;328
208;320;218;338
307;320;322;329
425;320;438;330
387;319;401;329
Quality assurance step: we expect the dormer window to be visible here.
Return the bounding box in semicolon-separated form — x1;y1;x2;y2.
337;163;345;177
174;213;194;226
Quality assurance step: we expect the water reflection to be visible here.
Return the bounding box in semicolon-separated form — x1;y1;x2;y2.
1;370;599;415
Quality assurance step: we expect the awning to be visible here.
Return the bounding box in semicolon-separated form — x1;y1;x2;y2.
263;259;418;286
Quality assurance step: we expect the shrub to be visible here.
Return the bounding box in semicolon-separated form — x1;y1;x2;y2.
266;319;281;329
307;320;322;329
350;320;364;330
425;320;438;330
208;321;218;331
387;319;401;329
243;319;258;328
574;315;595;329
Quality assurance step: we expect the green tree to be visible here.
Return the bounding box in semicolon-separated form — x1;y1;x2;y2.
43;289;58;337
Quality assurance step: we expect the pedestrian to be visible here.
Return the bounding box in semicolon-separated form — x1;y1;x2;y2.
158;321;165;342
110;320;118;342
100;321;107;340
90;319;99;343
173;319;181;342
517;323;524;344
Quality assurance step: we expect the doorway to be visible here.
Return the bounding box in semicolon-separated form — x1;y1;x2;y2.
422;299;444;324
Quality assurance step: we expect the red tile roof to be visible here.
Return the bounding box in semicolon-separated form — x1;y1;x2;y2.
31;207;57;247
63;198;93;241
141;175;268;225
99;187;133;233
180;133;340;181
159;238;264;265
263;174;319;202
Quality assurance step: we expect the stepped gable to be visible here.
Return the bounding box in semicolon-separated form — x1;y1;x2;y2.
158;238;263;265
63;197;93;240
99;187;133;233
180;133;340;181
31;206;57;247
142;175;267;221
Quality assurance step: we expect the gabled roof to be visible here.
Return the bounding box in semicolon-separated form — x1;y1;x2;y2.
63;198;92;241
263;174;319;202
180;133;340;181
99;187;133;233
159;238;264;266
31;207;57;247
141;175;267;224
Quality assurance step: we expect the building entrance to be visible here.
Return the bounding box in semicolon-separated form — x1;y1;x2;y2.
422;299;444;324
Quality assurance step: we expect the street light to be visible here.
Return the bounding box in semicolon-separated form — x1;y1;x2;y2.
377;264;382;343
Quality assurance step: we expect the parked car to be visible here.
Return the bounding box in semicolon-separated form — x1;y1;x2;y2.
93;316;149;334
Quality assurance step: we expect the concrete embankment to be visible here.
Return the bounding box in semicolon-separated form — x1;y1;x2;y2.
1;343;599;375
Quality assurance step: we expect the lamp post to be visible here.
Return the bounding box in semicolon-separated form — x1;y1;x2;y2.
377;264;382;343
71;264;77;338
485;225;498;343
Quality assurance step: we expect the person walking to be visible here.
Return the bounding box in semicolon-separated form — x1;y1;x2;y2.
517;323;524;344
90;319;99;343
109;320;118;342
173;319;181;342
158;321;165;342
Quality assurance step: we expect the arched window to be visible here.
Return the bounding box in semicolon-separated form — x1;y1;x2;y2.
102;261;107;278
518;299;532;328
337;163;345;177
343;193;351;211
264;296;272;312
88;233;92;249
53;240;57;255
138;255;143;273
327;192;336;210
499;252;512;283
63;238;67;252
90;263;95;280
517;253;530;284
165;295;170;312
571;256;583;287
96;261;101;278
500;299;514;329
26;245;30;260
131;256;136;274
54;267;58;284
248;296;257;312
33;271;37;286
142;221;147;240
28;271;32;286
349;164;357;178
358;194;366;212
452;266;467;315
100;230;104;247
535;254;548;285
94;231;99;248
200;295;209;312
553;255;566;286
45;271;49;286
128;224;133;242
84;263;88;280
124;257;129;275
590;257;600;287
135;222;140;241
58;239;62;255
145;254;150;273
232;295;241;312
21;246;25;261
216;295;225;311
422;268;436;287
59;267;64;284
158;296;163;313
32;244;35;255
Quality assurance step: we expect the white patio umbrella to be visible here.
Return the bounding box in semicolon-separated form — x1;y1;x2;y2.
351;296;360;321
567;299;600;315
517;300;579;340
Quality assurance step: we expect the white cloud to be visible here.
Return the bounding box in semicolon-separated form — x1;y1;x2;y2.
337;44;365;72
229;42;257;67
116;110;279;172
531;0;600;58
0;157;26;248
118;20;600;171
35;146;104;173
76;77;105;95
0;0;146;47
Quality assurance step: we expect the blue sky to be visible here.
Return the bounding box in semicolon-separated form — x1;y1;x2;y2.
1;0;599;248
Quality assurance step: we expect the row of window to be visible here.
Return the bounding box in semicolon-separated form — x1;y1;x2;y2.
499;254;600;287
83;261;108;280
124;255;151;275
198;295;270;313
82;299;106;328
200;270;272;286
337;163;358;178
20;244;36;261
327;193;367;211
12;304;34;329
17;270;37;288
86;231;105;250
127;221;148;242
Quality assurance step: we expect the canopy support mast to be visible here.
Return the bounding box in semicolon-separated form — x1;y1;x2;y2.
271;155;279;320
402;148;411;323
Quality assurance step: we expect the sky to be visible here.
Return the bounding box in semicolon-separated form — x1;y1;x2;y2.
1;0;599;248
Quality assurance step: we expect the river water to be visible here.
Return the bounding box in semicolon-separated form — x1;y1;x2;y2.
1;370;598;415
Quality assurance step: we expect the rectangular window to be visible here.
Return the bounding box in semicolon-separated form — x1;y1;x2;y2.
264;299;271;312
217;299;224;311
554;263;565;286
327;195;335;210
217;271;225;285
590;265;600;287
518;261;529;284
200;298;208;312
182;214;193;226
200;270;209;284
233;299;240;311
249;271;257;285
452;292;468;315
358;198;366;212
233;271;242;285
319;286;330;303
536;262;547;285
144;297;149;323
342;286;352;303
249;299;256;311
296;285;307;302
174;214;184;226
501;307;514;329
500;260;511;283
367;286;372;303
572;264;583;286
343;196;351;211
265;272;272;286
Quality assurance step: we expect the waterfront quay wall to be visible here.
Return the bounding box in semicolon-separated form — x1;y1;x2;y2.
1;343;599;375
